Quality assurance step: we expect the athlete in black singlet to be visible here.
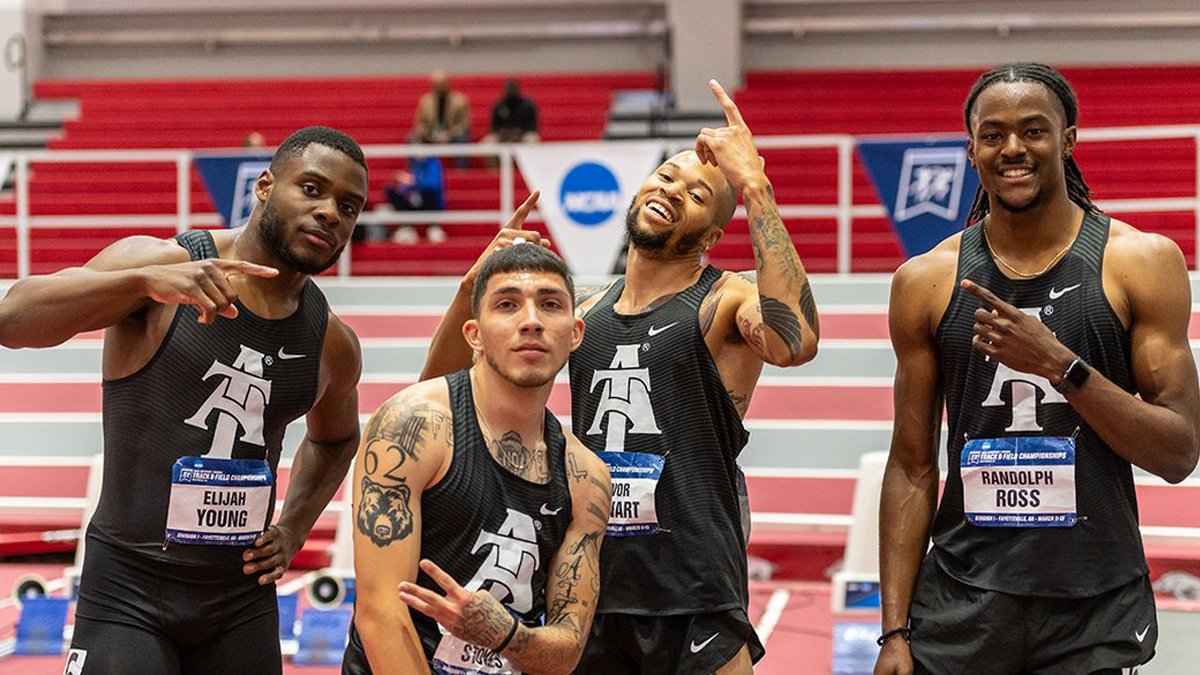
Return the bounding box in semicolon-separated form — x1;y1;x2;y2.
877;63;1200;675
346;244;610;674
0;127;368;674
421;80;821;674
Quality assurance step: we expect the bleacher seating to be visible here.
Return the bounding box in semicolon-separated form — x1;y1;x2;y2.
3;66;1200;276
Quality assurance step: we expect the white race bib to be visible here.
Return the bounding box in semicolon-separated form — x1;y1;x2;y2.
961;436;1076;527
433;633;520;675
165;456;272;545
596;451;664;536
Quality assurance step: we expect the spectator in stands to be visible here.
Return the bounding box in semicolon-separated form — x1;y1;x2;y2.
482;79;540;144
413;70;471;169
243;131;267;149
384;150;447;245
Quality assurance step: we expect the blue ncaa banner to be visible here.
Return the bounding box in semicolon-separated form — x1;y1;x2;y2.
857;138;980;258
195;152;273;228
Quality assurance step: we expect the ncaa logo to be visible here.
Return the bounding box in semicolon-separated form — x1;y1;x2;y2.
559;161;621;226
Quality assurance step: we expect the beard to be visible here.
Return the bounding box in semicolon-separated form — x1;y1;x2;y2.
623;196;708;257
255;200;345;275
483;350;557;389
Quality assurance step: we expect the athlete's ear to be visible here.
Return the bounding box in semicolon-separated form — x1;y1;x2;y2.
463;318;483;355
967;136;977;168
569;317;585;353
1062;125;1077;160
254;169;275;204
702;226;723;253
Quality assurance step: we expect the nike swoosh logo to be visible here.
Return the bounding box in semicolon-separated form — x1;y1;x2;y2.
648;322;679;337
690;633;719;653
1048;284;1081;300
540;504;562;516
277;347;305;360
1136;624;1151;642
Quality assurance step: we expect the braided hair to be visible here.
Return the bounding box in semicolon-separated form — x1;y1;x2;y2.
962;63;1099;225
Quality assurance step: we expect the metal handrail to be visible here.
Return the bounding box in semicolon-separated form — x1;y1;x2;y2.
4;127;1200;278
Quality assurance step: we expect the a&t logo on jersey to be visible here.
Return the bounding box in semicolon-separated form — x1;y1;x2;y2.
894;147;968;222
184;345;272;459
980;307;1067;432
464;508;540;614
587;344;662;452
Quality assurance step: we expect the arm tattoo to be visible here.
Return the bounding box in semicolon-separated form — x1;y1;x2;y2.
458;593;513;651
759;295;803;362
800;279;819;334
738;314;766;351
363;397;449;484
750;209;802;286
574;282;613;307
356;475;413;547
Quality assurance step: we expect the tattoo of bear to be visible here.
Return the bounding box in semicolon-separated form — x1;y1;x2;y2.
356;475;413;547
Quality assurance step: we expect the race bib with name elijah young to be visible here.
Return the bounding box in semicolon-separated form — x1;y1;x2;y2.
165;456;272;545
433;630;521;675
595;451;664;537
961;436;1076;528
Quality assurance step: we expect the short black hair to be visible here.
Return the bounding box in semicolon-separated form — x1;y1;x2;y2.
714;182;738;229
271;126;368;175
962;62;1098;225
471;244;574;317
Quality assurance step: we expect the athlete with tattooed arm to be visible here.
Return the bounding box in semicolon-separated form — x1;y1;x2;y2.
344;244;611;675
421;80;820;674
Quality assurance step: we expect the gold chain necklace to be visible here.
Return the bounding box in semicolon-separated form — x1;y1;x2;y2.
981;222;1073;279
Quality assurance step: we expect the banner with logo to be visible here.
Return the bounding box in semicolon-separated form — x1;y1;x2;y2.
195;152;274;228
857;138;980;258
514;141;668;274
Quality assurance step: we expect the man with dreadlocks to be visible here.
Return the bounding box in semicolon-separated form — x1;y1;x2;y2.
875;63;1199;674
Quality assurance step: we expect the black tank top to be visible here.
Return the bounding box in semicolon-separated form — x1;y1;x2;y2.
345;369;573;668
932;212;1146;597
568;266;750;615
89;230;328;567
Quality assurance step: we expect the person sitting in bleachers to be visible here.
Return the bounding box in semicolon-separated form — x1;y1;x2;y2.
412;70;471;169
482;79;540;144
383;152;447;245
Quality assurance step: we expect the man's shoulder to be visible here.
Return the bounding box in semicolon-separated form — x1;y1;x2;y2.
1105;217;1185;267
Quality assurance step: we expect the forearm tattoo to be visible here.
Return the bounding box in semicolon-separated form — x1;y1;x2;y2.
799;279;819;334
759;295;803;362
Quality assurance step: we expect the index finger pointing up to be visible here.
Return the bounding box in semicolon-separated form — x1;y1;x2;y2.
709;79;746;129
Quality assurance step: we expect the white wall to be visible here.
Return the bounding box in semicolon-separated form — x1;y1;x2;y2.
24;0;1200;83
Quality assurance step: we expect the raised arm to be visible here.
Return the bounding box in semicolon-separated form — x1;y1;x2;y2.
242;315;363;584
964;231;1200;483
419;192;545;381
353;386;453;674
399;442;610;675
876;256;947;675
0;235;276;348
696;80;818;367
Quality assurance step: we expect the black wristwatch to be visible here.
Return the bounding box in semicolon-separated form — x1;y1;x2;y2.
1052;357;1091;395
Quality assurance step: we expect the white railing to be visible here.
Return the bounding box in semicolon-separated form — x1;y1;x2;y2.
4;126;1200;278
